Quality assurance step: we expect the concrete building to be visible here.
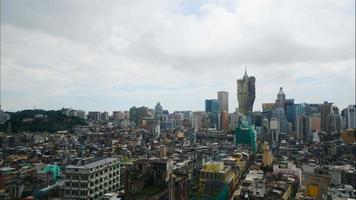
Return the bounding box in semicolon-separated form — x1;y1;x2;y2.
87;112;101;121
343;105;356;129
217;91;229;113
101;111;109;121
295;115;308;141
220;111;229;131
308;113;321;133
237;70;256;116
64;158;121;200
320;101;333;132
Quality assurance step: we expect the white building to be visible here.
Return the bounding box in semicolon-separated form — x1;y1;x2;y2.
64;158;121;200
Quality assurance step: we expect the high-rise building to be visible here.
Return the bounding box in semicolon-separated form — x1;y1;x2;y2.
237;70;256;115
64;158;121;200
308;113;321;133
220;111;229;131
295;115;308;141
217;91;229;113
192;111;204;129
87;111;101;121
129;106;149;126
101;111;109;121
205;99;219;113
320;101;333;132
155;102;163;119
275;87;286;108
327;113;341;133
342;105;356;129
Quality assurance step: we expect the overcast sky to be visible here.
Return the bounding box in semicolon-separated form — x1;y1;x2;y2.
1;0;355;112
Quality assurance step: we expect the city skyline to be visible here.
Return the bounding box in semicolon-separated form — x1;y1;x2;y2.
1;0;355;112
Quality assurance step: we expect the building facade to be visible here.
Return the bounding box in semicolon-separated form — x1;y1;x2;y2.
217;91;229;113
64;158;121;200
205;99;219;113
237;70;256;116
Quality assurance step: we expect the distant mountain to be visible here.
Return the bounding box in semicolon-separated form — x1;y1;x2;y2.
0;109;88;133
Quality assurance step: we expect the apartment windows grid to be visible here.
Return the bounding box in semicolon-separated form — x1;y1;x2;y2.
64;158;121;200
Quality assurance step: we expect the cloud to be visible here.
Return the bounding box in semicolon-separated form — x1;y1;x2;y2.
1;0;355;112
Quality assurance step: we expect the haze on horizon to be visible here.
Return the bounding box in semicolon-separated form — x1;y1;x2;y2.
1;0;355;113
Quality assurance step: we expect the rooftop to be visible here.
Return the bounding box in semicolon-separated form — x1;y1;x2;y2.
66;157;119;169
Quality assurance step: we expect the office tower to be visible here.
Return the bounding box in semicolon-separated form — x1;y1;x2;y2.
237;70;256;115
64;158;121;200
129;106;149;126
271;107;288;133
342;105;356;129
217;91;229;113
208;112;218;129
205;99;219;113
327;113;341;133
308;113;321;133
271;87;289;133
296;115;308;141
285;99;296;123
192;111;203;129
320;101;333;132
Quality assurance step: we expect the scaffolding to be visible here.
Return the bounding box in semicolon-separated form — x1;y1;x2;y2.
42;165;61;182
235;120;257;154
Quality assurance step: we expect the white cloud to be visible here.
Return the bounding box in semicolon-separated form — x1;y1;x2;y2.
1;0;355;112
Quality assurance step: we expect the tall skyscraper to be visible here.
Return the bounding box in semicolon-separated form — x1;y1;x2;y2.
320;101;333;132
217;91;229;113
205;99;219;113
343;105;356;129
237;69;256;116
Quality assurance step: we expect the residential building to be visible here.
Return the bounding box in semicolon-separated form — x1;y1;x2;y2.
64;158;121;200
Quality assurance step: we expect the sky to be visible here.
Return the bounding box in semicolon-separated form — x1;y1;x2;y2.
1;0;355;113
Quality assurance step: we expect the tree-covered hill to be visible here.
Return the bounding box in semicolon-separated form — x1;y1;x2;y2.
0;109;88;133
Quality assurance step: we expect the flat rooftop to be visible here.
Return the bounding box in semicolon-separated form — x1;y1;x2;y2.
66;158;119;169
